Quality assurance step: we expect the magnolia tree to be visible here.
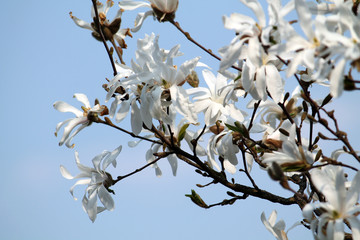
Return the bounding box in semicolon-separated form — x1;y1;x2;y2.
54;0;360;239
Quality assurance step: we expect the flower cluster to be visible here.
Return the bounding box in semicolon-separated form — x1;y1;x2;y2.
55;0;360;238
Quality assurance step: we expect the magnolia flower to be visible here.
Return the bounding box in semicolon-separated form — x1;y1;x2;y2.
261;210;288;240
187;69;245;126
70;0;131;45
60;145;122;222
54;94;107;148
262;124;315;172
119;0;178;32
220;0;287;103
303;167;360;240
106;33;199;134
139;119;206;176
207;130;239;174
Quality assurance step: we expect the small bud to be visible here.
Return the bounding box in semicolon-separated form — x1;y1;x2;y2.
302;101;308;113
283;92;290;103
319;118;328;126
185;189;209;209
320;94;332;108
185;71;199;88
315;149;322;162
318;132;330;140
209;123;224;135
279;128;289;137
227;191;237;197
268;162;284;181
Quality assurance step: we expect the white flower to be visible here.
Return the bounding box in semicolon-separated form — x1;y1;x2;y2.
143;119;206;176
207;130;239;174
303;167;360;240
220;0;288;103
70;0;131;48
187;69;245;126
119;0;178;32
262;124;315;172
60;145;122;222
261;210;288;240
54;94;107;148
106;33;200;133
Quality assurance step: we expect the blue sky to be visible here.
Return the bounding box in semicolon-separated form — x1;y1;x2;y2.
1;0;359;239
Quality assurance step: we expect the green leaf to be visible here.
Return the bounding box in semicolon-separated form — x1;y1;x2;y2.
185;189;209;209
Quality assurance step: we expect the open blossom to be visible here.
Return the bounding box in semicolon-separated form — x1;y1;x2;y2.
106;33;200;134
54;94;107;148
207;129;239;174
132;118;206;176
303;167;360;240
60;146;122;222
119;0;178;32
261;210;295;240
262;123;315;172
220;0;290;103
70;0;131;48
187;69;246;126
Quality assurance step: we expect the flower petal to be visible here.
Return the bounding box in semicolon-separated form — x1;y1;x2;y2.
98;185;115;211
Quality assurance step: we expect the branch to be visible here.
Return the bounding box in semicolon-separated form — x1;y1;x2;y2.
168;19;242;72
98;117;162;145
91;0;118;76
114;152;170;184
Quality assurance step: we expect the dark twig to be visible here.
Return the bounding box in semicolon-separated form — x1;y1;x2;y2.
98;117;162;145
91;0;118;76
191;124;207;157
207;193;248;208
248;100;261;132
169;19;242;72
240;144;259;190
114;153;170;184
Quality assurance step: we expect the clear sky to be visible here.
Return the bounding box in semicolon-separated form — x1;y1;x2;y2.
1;0;359;239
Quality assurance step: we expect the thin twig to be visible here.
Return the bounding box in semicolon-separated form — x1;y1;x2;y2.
169;19;242;72
114;153;170;183
98;117;162;145
91;0;118;76
248;100;261;131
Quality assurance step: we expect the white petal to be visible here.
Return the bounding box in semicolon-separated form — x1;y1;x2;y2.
265;64;284;103
73;93;90;108
98;185;115;211
330;58;346;98
131;10;153;32
131;100;143;135
58;117;88;147
53;101;83;117
240;0;266;27
102;145;122;170
295;0;314;40
60;165;75;179
69;14;93;31
348;217;360;240
167;153;178;176
92;151;110;172
119;0;151;10
69;179;92;200
84;189;98;222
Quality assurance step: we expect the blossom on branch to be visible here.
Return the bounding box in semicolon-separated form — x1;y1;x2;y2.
70;0;131;48
119;0;178;32
106;33;200;134
60;145;122;222
303;167;360;240
54;94;108;148
187;69;246;126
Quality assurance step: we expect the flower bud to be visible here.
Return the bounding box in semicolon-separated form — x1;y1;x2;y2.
150;0;179;22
